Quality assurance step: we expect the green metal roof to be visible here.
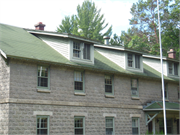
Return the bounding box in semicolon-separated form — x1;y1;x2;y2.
0;23;179;82
144;101;180;111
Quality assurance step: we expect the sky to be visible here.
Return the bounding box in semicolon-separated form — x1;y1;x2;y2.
0;0;139;36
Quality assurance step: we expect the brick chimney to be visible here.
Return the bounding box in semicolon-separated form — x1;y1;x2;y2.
167;49;176;59
34;22;45;30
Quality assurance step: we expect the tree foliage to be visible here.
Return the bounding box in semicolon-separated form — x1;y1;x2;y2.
112;0;179;58
57;0;112;42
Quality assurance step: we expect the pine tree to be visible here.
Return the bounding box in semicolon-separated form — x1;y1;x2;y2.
57;0;112;42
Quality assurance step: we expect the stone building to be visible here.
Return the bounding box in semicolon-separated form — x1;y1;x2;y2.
0;22;179;135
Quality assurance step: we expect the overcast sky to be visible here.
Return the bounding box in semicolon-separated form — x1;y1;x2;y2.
0;0;139;36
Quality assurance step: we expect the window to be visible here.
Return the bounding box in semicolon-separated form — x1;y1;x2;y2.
73;41;91;60
132;118;139;135
161;83;168;99
106;117;114;135
105;75;113;95
37;116;49;135
127;53;141;69
131;79;138;97
74;117;85;135
38;66;49;88
73;42;81;58
74;71;84;92
168;62;179;76
159;119;172;134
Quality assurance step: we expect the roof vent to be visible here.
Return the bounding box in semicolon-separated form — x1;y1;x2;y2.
167;49;176;59
34;22;46;30
103;36;110;45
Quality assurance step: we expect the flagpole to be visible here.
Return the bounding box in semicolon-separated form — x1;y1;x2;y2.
157;0;167;135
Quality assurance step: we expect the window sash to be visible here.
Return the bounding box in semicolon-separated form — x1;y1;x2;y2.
128;54;133;67
106;117;114;135
169;62;173;74
38;66;49;88
74;117;84;135
132;118;139;135
135;55;140;69
83;43;90;60
174;63;178;75
73;42;81;58
74;71;84;91
37;116;49;135
105;75;113;94
131;79;138;96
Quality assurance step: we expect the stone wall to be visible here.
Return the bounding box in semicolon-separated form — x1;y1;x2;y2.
8;103;146;135
0;55;10;99
9;59;179;105
0;104;9;135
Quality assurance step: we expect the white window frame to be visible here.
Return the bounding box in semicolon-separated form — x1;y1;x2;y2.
37;66;50;90
106;117;114;135
36;115;49;135
74;71;85;93
131;79;139;97
125;53;143;72
132;117;140;135
105;75;114;95
70;40;94;64
74;116;85;135
168;62;179;76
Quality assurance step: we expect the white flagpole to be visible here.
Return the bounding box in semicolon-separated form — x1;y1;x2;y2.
157;0;167;134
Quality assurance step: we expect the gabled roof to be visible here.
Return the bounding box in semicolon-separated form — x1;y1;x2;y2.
0;23;179;82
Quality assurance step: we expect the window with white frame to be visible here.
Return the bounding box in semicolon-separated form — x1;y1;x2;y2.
132;118;139;135
127;53;141;69
131;79;138;97
106;117;114;135
73;41;91;60
37;116;49;135
105;75;113;95
168;62;179;76
74;117;85;135
38;66;49;89
74;71;84;92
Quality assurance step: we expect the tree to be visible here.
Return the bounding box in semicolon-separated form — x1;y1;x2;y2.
119;0;179;58
57;0;112;42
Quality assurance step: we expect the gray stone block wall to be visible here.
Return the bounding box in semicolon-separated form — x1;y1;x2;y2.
9;59;179;105
0;55;10;99
8;103;146;135
0;104;9;135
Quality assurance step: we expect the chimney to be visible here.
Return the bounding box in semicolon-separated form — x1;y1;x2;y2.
103;36;110;45
34;22;46;30
167;49;176;59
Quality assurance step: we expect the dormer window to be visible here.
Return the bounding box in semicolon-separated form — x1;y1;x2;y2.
73;41;91;60
70;41;94;64
128;53;140;69
168;62;179;76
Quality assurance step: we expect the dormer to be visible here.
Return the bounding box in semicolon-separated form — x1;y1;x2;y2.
125;51;143;72
94;44;143;73
25;26;100;65
69;40;94;64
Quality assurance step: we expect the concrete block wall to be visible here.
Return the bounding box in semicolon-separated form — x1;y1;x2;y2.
9;59;179;105
0;55;10;99
8;103;145;135
0;104;9;135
